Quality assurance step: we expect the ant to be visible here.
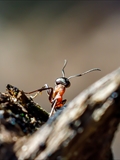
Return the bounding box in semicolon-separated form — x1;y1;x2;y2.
25;60;101;117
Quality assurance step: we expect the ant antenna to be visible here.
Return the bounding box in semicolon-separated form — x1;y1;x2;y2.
62;59;67;77
68;68;101;79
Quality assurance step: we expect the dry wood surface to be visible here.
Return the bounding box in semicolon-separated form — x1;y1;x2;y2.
0;68;120;160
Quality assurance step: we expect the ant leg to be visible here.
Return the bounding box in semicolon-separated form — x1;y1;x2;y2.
49;97;66;117
25;85;54;103
44;84;51;96
43;84;53;103
25;86;53;95
49;100;57;117
30;92;40;99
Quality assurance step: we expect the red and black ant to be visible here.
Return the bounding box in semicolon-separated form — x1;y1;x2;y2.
25;60;101;117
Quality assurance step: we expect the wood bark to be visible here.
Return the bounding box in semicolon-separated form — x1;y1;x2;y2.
0;68;120;160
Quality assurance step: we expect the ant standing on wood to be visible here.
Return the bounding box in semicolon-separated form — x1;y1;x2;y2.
25;60;101;117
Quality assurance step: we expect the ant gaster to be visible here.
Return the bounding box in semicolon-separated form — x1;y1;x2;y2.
25;60;101;117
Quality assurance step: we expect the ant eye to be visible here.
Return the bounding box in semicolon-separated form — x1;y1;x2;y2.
55;77;71;88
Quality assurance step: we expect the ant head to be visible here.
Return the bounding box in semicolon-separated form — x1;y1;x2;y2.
55;60;101;88
55;77;71;88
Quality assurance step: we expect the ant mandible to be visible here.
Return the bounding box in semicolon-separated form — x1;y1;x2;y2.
25;60;101;117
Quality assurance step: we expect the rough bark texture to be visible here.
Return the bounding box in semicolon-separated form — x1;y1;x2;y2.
0;68;120;160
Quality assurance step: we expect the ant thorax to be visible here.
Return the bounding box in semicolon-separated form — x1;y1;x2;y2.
53;84;66;99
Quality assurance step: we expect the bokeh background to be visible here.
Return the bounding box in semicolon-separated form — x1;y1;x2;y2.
0;1;120;159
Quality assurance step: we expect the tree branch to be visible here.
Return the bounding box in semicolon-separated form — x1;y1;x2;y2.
1;68;120;160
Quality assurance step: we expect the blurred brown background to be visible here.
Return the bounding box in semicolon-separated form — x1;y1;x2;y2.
0;1;120;159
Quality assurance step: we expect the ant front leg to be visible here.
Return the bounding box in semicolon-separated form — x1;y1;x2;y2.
44;84;52;96
25;85;53;100
44;84;53;103
43;84;56;117
25;85;54;117
30;92;40;99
